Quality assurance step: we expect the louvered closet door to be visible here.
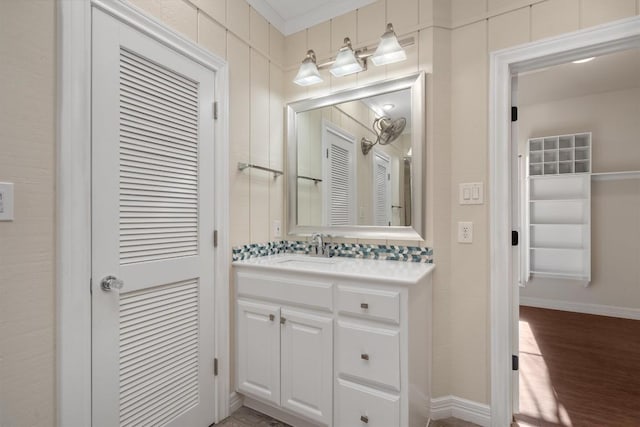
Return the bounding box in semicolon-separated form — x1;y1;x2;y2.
91;9;216;427
323;123;356;226
373;153;391;226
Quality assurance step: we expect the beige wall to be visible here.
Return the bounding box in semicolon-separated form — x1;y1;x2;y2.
519;88;640;309
0;1;56;426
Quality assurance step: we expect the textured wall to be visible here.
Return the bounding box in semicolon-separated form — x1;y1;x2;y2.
0;1;56;426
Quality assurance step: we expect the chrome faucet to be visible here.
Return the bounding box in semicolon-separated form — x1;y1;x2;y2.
310;233;333;257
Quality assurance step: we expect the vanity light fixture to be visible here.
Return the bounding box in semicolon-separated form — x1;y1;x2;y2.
371;23;407;66
292;23;412;86
293;50;323;86
330;38;364;77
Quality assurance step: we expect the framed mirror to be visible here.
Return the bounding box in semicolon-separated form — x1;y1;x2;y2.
287;72;426;240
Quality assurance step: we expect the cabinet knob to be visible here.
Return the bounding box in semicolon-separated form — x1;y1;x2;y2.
361;353;369;361
360;415;369;423
360;302;369;309
269;314;275;321
280;317;286;325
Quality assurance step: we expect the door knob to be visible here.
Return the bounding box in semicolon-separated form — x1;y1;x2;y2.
101;275;124;292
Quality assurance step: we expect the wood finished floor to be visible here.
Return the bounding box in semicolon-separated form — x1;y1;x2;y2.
516;306;640;427
216;407;478;426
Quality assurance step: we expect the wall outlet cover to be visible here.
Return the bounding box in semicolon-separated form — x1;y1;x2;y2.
273;220;282;238
458;221;473;243
0;182;14;221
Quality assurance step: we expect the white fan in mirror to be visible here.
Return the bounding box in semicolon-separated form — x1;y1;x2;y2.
361;116;407;155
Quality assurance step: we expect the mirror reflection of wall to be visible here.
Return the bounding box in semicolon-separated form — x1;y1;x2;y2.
296;88;412;227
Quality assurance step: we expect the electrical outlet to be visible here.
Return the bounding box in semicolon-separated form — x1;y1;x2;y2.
458;221;473;243
273;220;282;238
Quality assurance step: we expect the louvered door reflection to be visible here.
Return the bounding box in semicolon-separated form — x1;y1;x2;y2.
373;153;391;226
92;9;216;427
323;124;356;226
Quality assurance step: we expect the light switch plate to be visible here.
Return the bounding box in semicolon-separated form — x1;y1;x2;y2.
0;182;14;221
459;182;484;205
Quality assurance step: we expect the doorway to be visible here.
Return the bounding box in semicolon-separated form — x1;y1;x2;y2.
513;46;640;426
489;16;640;427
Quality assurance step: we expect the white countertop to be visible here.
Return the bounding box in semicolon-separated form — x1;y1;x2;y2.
232;253;435;285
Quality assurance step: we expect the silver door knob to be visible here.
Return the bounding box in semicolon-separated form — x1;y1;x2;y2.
101;275;124;292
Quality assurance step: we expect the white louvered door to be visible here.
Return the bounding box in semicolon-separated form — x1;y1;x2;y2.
322;122;356;226
91;9;216;427
373;152;391;226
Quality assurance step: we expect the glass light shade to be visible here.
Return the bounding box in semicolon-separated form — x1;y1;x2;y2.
330;47;363;77
371;25;407;66
293;59;323;86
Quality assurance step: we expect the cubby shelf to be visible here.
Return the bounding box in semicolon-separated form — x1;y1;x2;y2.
526;133;591;283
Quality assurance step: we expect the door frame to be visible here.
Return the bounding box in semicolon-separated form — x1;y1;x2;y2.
489;16;640;426
57;1;230;426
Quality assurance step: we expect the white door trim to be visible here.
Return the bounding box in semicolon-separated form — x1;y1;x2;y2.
57;1;230;426
489;16;640;427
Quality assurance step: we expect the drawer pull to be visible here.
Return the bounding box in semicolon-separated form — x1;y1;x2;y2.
360;303;369;309
361;353;369;361
360;415;369;423
269;314;275;321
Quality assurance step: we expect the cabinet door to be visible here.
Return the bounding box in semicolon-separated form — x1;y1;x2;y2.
281;309;333;425
237;300;280;405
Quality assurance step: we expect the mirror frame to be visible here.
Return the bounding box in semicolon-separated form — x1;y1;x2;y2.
286;72;426;240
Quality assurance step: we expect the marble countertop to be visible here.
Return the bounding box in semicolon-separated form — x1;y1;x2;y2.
232;253;435;285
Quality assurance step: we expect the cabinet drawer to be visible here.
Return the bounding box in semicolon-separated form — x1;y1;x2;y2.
337;285;400;324
335;379;399;427
237;271;333;311
337;321;400;390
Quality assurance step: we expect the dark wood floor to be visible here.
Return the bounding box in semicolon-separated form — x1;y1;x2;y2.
516;306;640;427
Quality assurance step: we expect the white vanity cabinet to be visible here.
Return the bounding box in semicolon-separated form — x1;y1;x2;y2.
234;255;433;427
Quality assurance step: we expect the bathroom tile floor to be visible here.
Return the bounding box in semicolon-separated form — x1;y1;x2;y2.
216;406;479;426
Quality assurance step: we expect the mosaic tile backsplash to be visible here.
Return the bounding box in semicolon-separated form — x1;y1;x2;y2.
232;241;433;263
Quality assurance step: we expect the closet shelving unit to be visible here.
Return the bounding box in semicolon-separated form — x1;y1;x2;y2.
526;132;591;282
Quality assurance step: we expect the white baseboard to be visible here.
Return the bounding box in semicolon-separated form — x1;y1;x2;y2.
430;395;491;427
520;297;640;320
229;392;244;414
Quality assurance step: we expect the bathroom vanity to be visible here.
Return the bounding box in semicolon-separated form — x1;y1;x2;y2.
233;254;434;427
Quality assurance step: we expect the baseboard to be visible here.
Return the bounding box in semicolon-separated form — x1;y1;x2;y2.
430;395;491;427
229;392;244;414
520;297;640;320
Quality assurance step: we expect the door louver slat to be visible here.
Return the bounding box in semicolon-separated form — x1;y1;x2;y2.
119;279;200;427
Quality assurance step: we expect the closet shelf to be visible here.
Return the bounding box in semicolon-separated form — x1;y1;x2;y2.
530;247;585;251
530;271;590;280
529;198;587;202
530;223;587;226
591;170;640;181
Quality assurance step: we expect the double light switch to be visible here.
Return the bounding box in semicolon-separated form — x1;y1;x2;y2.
459;182;483;205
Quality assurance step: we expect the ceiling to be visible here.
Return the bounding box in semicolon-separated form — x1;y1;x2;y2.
246;0;375;36
518;48;640;106
362;89;412;134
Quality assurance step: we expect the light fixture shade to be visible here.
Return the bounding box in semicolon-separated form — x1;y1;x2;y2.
371;23;407;66
293;50;323;86
330;38;363;77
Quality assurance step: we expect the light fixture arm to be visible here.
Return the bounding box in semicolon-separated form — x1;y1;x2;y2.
316;36;414;69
